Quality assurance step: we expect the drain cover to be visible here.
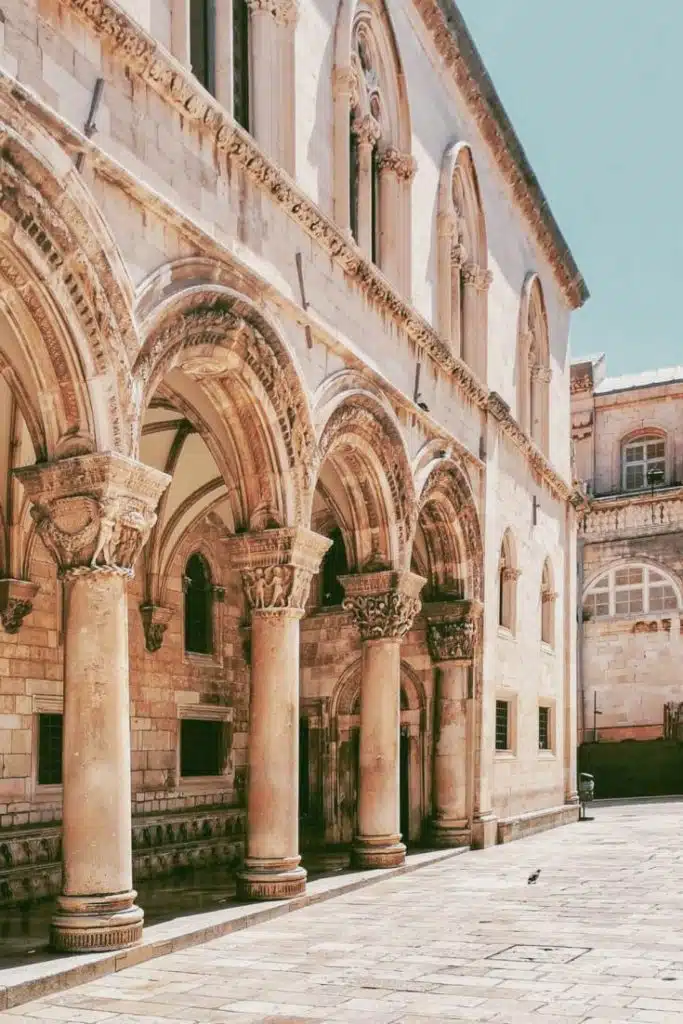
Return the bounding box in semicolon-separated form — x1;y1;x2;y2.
488;944;591;964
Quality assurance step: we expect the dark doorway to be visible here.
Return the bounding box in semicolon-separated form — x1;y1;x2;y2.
400;726;410;843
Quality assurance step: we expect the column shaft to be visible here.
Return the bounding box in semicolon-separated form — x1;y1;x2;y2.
431;663;469;846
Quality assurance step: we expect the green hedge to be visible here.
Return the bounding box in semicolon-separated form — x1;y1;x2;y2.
579;740;683;798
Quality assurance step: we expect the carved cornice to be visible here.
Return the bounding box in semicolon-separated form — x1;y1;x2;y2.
15;454;170;577
340;570;425;641
487;392;571;500
226;527;332;616
0;579;39;634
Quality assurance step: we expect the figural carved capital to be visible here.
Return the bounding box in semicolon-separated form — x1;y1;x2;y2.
0;579;39;634
351;113;381;147
424;599;482;664
340;570;425;642
15;454;170;578
226;527;331;617
377;147;417;181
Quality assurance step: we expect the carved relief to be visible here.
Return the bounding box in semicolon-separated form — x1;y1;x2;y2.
427;617;476;663
227;527;332;616
0;579;39;634
340;570;425;641
139;604;173;653
242;565;312;613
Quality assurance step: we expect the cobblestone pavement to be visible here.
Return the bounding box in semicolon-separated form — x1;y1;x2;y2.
3;802;683;1023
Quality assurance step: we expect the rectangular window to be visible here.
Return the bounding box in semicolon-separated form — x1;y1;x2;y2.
37;713;63;786
190;0;216;95
538;706;551;751
180;718;224;777
495;700;510;752
232;0;250;130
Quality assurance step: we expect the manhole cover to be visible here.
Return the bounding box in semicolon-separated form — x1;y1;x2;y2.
488;944;591;964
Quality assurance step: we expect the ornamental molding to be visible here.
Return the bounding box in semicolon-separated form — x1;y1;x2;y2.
0;578;39;634
226;527;332;615
570;372;593;395
15;454;170;577
58;0;584;309
487;392;571;501
340;570;425;641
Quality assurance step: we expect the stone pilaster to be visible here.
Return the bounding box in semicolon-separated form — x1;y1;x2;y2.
340;570;425;869
426;600;481;849
15;453;170;953
227;527;331;900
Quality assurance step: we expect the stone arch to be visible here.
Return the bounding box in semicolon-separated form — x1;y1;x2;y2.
517;273;551;452
0;96;136;457
437;142;490;375
330;656;427;720
411;448;483;601
132;280;316;531
313;377;415;571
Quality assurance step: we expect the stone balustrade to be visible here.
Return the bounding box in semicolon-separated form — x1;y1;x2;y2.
581;487;683;542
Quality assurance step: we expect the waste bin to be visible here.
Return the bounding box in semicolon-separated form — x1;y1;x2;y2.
578;771;594;820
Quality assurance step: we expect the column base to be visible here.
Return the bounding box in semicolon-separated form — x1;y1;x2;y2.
429;819;471;848
470;812;498;850
352;835;406;869
50;891;143;953
237;856;307;900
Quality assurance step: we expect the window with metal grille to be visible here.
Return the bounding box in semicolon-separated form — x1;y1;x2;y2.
538;706;551;751
232;0;250;130
184;553;213;654
37;713;63;785
495;700;510;751
190;0;215;94
622;435;665;492
180;718;224;777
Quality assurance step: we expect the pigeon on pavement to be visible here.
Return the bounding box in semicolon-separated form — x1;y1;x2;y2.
527;869;541;884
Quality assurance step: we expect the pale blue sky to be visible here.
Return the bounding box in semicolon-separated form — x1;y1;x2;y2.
456;0;682;375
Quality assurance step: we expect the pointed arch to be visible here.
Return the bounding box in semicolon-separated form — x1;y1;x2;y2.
498;528;519;633
517;273;551;453
437;142;490;378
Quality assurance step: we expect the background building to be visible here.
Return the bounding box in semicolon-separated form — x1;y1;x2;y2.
0;0;585;950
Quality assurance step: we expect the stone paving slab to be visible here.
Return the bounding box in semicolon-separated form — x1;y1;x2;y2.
2;803;683;1022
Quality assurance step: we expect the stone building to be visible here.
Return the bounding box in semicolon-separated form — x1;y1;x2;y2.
0;0;587;952
572;357;683;743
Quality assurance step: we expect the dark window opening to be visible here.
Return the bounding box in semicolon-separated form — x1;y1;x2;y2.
349;117;359;242
233;0;250;130
190;0;216;95
38;713;63;786
498;569;505;627
299;717;310;817
321;528;349;606
495;700;510;752
184;553;213;654
400;726;410;841
538;706;550;751
371;144;379;264
180;718;224;777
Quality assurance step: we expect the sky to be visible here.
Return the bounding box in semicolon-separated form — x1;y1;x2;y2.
456;0;683;376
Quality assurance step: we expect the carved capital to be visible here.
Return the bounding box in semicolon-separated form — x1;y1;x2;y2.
340;570;425;641
377;147;417;181
475;267;493;292
460;261;479;287
0;579;39;634
140;603;173;653
424;599;482;664
502;567;522;583
450;242;467;268
351;113;381;147
15;454;170;578
246;0;298;23
226;527;332;616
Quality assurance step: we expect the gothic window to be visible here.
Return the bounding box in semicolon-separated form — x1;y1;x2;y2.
184;552;213;654
180;718;224;776
498;531;518;633
349;116;359;241
517;275;550;453
495;700;510;751
583;563;679;620
37;713;63;786
541;559;556;647
189;0;216;95
622;434;666;492
321;528;349;607
232;0;250;130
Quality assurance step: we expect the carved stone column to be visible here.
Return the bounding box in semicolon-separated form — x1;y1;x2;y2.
377;147;417;290
227;527;331;900
340;570;425;868
426;600;481;848
15;454;170;952
246;0;298;173
352;114;381;258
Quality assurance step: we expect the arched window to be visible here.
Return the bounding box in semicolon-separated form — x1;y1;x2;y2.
498;531;519;633
517;275;551;453
189;0;215;94
184;553;214;654
583;563;680;620
335;0;414;292
321;528;349;607
437;144;490;378
541;559;556;647
622;434;666;492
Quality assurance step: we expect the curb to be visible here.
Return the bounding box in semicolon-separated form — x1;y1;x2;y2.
0;847;466;1011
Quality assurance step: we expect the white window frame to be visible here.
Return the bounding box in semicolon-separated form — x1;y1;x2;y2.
621;434;666;492
583;563;680;620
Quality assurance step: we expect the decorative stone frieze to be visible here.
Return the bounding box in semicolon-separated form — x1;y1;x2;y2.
139;603;173;653
226;527;332;617
487;391;571;500
15;454;170;577
0;579;39;634
340;570;425;641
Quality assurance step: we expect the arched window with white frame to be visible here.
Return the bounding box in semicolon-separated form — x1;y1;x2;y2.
333;0;414;293
583;563;680;621
517;274;551;454
621;433;666;492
